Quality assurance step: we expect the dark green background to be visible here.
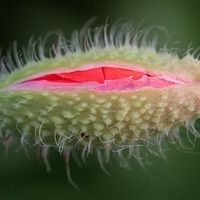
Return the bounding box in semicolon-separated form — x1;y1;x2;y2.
1;0;200;200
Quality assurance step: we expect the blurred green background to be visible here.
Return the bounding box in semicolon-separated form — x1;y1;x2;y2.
1;0;200;199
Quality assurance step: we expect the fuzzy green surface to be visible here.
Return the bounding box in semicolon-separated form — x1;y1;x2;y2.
1;83;200;152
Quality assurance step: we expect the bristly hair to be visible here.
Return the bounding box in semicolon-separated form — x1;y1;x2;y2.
0;19;187;79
